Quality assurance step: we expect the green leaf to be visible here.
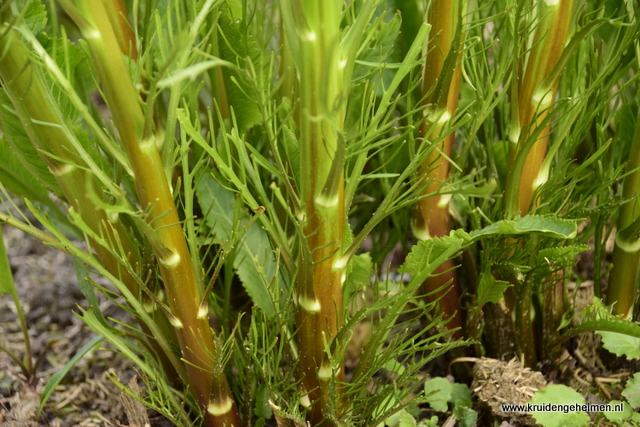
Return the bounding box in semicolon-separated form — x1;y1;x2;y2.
373;394;403;427
0;227;16;295
21;0;48;35
394;0;422;60
73;259;110;329
597;331;640;360
39;334;103;413
558;298;640;347
344;252;373;303
533;245;589;283
476;270;512;307
537;245;590;268
352;12;402;94
453;406;478;427
0;138;51;204
196;172;276;316
417;416;439;427
450;383;477;427
529;385;590;427
217;3;262;131
400;230;469;285
423;377;452;412
602;401;634;422
397;412;417;427
469;215;579;240
450;383;472;408
0;92;61;196
622;373;640;409
281;124;300;188
254;384;272;419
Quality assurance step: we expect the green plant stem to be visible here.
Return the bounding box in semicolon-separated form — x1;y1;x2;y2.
507;0;575;215
0;225;33;381
0;26;180;385
280;0;346;424
608;109;640;318
504;0;574;366
102;0;138;59
64;1;241;424
413;0;466;338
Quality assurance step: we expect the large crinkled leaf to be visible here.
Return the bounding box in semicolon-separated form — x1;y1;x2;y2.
469;215;578;240
401;216;579;285
597;331;640;360
423;377;452;412
555;298;640;351
196;172;276;316
529;385;590;427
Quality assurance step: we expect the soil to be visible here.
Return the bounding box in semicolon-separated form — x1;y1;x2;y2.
0;224;154;426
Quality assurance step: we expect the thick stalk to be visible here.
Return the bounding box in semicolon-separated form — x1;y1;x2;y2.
283;0;346;424
505;0;574;366
607;111;640;318
101;0;138;59
413;0;465;337
66;2;240;425
0;27;180;384
508;0;574;215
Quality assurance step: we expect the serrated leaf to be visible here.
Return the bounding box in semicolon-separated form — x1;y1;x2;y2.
0;92;61;196
423;377;452;412
597;331;640;360
344;252;373;303
254;384;272;419
196;172;276;316
562;298;640;346
537;245;590;267
39;334;103;413
353;12;402;93
622;373;640;409
0;137;51;204
217;3;261;131
529;385;590;427
400;230;469;285
21;0;48;35
477;270;512;307
469;215;578;240
534;245;589;282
